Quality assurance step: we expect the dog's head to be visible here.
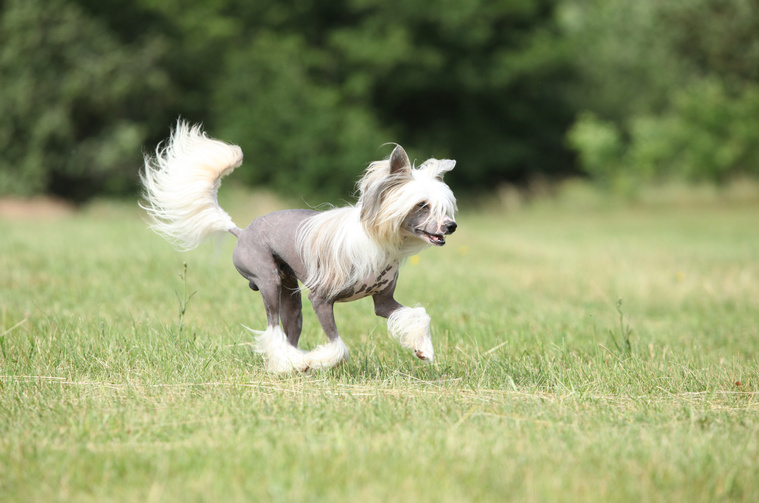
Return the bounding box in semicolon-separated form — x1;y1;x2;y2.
358;145;457;250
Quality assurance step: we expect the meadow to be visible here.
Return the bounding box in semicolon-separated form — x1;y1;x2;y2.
1;184;758;502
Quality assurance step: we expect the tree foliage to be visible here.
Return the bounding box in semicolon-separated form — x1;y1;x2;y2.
565;0;759;186
2;0;758;202
0;0;574;202
0;0;175;201
205;0;577;199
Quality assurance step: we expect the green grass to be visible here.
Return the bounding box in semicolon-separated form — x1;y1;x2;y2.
1;187;758;502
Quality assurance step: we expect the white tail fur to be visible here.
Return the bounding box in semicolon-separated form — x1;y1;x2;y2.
140;120;242;250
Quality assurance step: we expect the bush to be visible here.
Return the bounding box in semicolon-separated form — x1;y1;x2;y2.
210;31;392;202
566;113;622;184
564;0;759;189
632;80;759;182
0;0;174;201
206;0;578;199
1;0;577;202
569;80;759;189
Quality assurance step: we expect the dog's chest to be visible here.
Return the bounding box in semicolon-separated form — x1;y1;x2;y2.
337;264;399;302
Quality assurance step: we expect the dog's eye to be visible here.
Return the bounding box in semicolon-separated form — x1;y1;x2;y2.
417;201;428;209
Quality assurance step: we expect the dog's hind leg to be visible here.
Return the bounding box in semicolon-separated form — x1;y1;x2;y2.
240;260;308;373
279;273;303;347
302;292;349;370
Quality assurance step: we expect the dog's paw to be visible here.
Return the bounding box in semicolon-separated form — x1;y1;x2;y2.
414;348;434;363
302;337;350;372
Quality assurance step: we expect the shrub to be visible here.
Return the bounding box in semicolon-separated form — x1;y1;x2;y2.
0;0;174;201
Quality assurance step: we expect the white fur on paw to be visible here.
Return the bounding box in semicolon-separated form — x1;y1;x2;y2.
387;306;435;363
244;325;309;373
303;337;350;371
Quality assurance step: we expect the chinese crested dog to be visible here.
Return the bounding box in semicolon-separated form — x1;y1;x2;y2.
141;121;457;373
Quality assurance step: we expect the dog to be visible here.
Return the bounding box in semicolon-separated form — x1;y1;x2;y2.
140;120;457;372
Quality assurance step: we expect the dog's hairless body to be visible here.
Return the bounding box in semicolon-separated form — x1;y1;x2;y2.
233;209;393;343
232;208;408;348
141;121;457;372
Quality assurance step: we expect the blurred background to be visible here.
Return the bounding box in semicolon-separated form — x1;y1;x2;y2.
1;0;758;204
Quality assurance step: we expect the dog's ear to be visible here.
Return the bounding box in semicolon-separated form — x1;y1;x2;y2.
389;145;411;176
429;159;456;181
419;159;456;181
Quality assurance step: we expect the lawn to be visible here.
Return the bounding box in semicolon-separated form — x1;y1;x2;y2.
1;185;758;502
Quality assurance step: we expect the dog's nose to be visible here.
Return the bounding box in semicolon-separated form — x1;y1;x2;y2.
445;221;457;234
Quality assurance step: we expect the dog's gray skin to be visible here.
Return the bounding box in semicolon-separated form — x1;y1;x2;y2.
230;147;457;352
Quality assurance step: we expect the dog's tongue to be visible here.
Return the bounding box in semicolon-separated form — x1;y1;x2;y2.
430;234;445;245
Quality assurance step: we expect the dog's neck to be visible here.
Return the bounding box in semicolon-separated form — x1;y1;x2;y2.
296;205;428;300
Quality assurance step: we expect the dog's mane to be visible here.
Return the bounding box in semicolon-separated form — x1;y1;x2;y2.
295;157;455;300
296;206;392;299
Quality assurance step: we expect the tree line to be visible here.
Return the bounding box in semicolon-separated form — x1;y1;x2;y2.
1;0;757;203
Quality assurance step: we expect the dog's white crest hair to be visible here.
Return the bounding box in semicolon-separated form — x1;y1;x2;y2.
359;157;457;244
296;151;457;299
140;120;242;251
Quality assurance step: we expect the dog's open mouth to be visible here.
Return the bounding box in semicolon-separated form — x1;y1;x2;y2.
418;230;446;246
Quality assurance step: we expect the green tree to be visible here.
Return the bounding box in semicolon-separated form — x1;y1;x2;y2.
208;0;576;199
212;30;392;202
0;0;175;201
1;0;577;201
564;0;759;185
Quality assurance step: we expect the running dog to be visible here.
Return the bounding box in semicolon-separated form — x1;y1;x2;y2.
140;121;457;372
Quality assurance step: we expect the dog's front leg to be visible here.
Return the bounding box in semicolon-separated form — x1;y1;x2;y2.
373;289;434;362
304;292;350;370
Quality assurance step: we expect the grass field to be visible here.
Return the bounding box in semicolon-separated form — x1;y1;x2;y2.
1;185;758;502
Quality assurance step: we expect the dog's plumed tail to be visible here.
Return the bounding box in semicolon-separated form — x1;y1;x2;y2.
140;120;242;251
